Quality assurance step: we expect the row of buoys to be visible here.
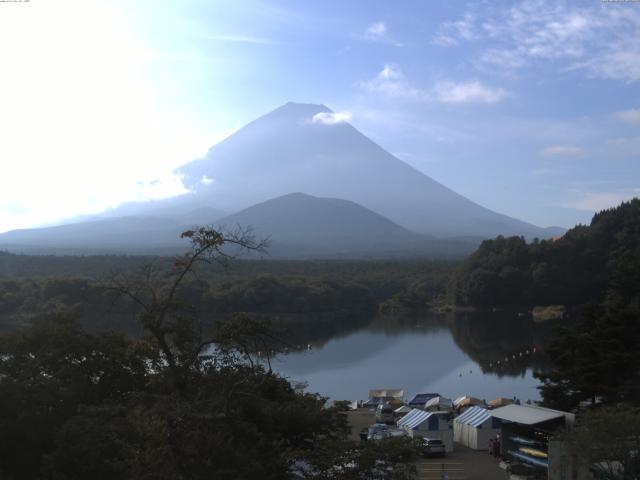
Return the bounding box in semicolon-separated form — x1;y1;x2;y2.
487;346;538;368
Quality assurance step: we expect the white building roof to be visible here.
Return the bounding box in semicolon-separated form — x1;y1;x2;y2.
490;404;571;425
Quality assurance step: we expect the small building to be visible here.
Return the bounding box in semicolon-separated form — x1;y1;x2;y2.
397;408;453;452
407;392;439;408
364;388;404;407
424;396;453;412
453;406;501;450
491;404;575;473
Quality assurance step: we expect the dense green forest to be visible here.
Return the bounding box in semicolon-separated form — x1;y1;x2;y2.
0;274;376;341
536;229;640;410
531;213;640;474
0;252;454;337
448;199;640;307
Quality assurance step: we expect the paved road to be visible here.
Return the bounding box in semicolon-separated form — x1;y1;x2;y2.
415;446;507;480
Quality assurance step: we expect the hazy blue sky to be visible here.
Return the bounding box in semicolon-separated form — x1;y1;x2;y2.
1;0;639;232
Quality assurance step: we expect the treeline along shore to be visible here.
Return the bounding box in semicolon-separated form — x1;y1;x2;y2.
2;200;639;334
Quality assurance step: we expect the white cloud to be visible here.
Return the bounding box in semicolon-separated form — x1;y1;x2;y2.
480;48;528;69
361;64;422;99
366;21;386;37
363;21;403;46
564;191;640;211
435;1;640;82
432;81;506;104
541;145;584;156
603;135;640;157
615;108;640;125
200;175;214;185
432;35;457;47
361;65;506;104
434;12;477;45
312;111;353;125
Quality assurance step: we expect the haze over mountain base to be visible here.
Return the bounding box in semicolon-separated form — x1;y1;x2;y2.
0;103;564;258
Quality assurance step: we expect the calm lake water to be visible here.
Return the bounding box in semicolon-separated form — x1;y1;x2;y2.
272;312;555;403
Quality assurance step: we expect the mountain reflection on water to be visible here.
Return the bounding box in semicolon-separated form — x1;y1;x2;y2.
274;312;558;402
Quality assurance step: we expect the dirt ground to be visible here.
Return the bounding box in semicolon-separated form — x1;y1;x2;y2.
346;409;508;480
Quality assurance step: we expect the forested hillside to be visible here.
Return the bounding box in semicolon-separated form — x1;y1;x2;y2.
448;199;640;307
0;275;375;335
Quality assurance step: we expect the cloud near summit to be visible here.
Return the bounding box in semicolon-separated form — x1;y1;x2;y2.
312;111;353;125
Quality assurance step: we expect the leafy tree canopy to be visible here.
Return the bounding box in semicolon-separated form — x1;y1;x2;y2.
0;228;416;480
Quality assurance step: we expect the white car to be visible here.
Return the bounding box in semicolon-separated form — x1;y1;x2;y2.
419;438;446;457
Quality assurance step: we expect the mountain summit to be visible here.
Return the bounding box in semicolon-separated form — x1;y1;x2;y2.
177;102;555;238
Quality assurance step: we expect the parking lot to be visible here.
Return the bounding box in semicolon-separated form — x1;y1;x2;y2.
347;409;508;480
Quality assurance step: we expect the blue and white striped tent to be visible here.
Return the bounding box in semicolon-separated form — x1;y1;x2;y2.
453;406;501;450
456;406;491;427
397;409;435;430
397;408;453;452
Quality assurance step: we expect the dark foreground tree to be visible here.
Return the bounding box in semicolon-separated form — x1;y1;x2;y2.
557;407;640;480
0;227;416;480
535;251;640;411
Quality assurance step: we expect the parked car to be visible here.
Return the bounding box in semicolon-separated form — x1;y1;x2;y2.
367;423;389;441
418;438;446;458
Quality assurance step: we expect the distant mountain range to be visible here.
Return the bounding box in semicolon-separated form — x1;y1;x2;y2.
0;216;191;255
0;102;565;258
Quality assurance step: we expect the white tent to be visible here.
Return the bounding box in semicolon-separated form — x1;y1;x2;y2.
453;406;501;450
397;408;453;452
424;396;453;412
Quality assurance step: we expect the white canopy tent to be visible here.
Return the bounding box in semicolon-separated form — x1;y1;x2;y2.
453;406;501;450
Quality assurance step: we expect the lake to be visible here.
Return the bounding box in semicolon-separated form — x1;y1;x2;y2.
272;312;556;403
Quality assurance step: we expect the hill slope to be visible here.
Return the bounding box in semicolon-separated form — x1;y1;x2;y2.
216;193;477;258
448;198;640;306
218;192;416;244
